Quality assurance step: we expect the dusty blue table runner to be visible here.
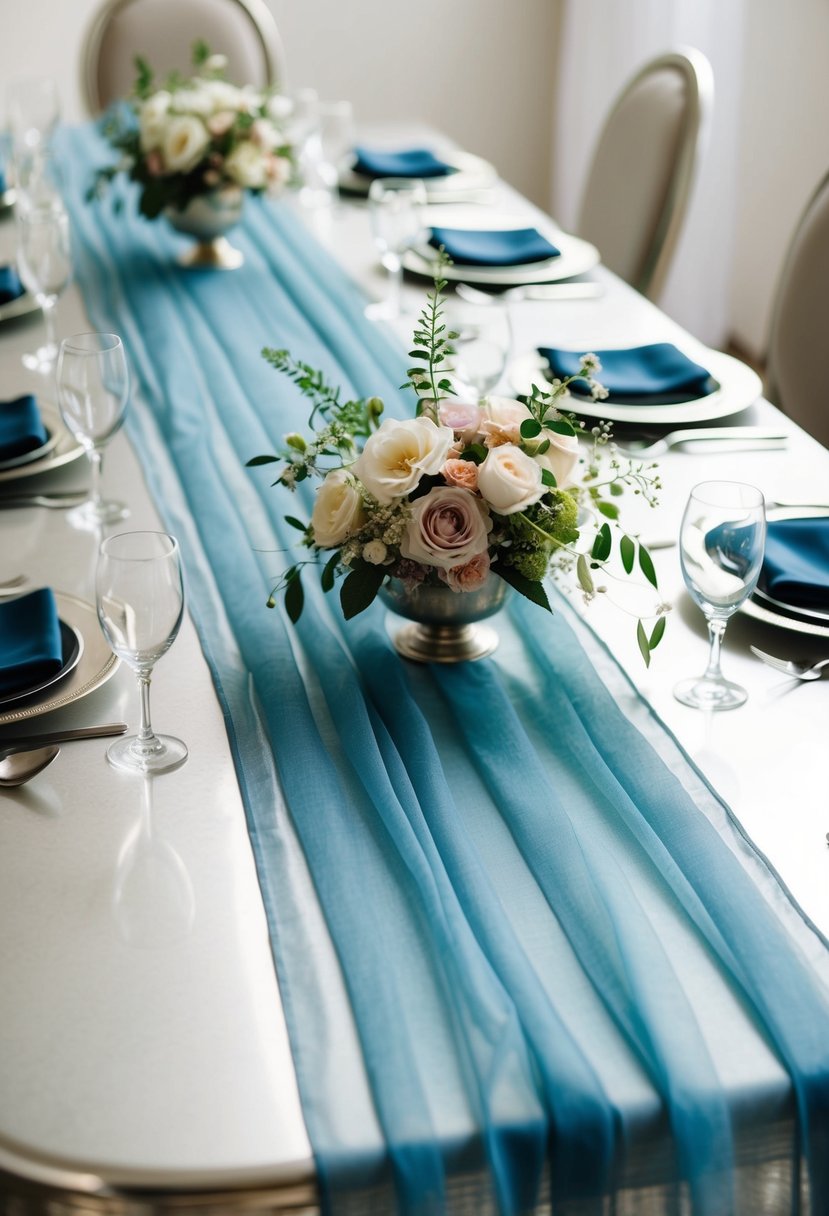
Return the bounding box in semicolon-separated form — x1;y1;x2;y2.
62;124;829;1216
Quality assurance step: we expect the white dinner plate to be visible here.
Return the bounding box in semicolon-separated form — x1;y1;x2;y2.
0;592;119;725
509;347;763;425
0;423;60;470
0;400;84;482
339;148;497;197
741;507;829;638
404;229;600;286
0;288;39;325
0;618;83;709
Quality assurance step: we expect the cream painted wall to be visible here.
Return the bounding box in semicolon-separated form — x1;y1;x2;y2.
729;0;829;357
0;0;559;208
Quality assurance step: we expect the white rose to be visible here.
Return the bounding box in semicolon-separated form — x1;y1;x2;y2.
477;444;544;515
266;93;293;122
162;115;210;173
351;416;454;504
224;140;268;188
480;395;533;447
250;117;280;150
169;88;213;118
138;90;171;153
311;470;365;548
203;79;244;113
534;431;580;488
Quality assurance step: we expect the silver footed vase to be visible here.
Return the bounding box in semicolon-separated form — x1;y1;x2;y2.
164;187;245;270
379;573;510;663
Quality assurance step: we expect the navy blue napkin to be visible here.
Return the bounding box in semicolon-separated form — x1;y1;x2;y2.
0;394;48;460
0;167;6;195
0;588;64;696
0;265;25;305
760;517;829;609
352;145;456;179
429;226;560;266
539;342;716;402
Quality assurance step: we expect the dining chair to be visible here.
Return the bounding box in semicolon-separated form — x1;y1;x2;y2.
576;48;713;302
81;0;287;115
765;169;829;449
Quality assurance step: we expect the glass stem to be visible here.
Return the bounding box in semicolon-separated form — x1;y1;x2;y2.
41;295;57;354
387;254;402;317
703;617;728;681
136;671;160;753
88;448;103;512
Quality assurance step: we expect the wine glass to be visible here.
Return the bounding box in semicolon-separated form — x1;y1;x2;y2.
13;146;65;212
674;481;766;710
365;178;427;321
56;332;130;528
96;531;188;774
6;77;60;156
300;99;353;207
449;295;512;402
16;202;71;373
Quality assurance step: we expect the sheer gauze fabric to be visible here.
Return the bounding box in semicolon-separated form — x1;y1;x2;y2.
62;123;829;1216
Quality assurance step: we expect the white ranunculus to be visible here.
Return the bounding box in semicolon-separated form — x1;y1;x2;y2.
162;115;210;173
351;416;454;504
477;443;544;515
534;431;580;488
224;141;268;188
138;90;171;153
311;470;365;548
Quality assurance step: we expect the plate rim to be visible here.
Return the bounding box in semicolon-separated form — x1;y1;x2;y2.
404;229;600;286
742;506;829;634
0;618;83;709
0;423;61;471
509;348;762;425
0;400;84;483
339;147;496;195
0;288;39;324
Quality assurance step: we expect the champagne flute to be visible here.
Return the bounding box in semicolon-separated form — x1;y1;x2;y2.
674;481;766;710
16;202;71;373
365;177;427;321
96;531;188;774
449;295;512;403
56;332;130;528
6;77;60;156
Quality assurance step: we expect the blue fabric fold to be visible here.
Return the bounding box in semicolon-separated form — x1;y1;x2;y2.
0;265;25;304
0;588;63;696
429;226;560;266
0;394;48;460
60;120;829;1216
540;342;716;402
352;145;456;179
760;517;829;609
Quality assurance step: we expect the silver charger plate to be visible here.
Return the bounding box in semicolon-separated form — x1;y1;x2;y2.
0;592;119;725
741;506;829;638
0;618;83;709
0;424;61;471
339;148;497;198
404;228;600;286
0;400;84;483
509;347;763;425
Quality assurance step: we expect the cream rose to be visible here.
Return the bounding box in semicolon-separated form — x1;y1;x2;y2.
480;396;533;448
351;416;454;504
162;115;210;173
477;444;544;515
310;469;365;548
224;141;268;188
534;431;580;488
400;487;492;571
169;88;214;118
139;91;171;153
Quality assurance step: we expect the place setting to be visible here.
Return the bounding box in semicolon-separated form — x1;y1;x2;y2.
338;140;498;202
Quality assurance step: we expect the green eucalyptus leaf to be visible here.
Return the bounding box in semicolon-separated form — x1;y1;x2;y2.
597;501;620;520
321;550;340;593
620;534;635;574
498;566;552;612
610;482;624;496
639;544;658;588
576;554;594;595
649;615;666;650
285;573;304;624
340;563;386;620
284;515;307;532
637;619;651;667
591;522;612;562
520;418;542;439
245;454;279;466
541;468;556;488
546;418;577;436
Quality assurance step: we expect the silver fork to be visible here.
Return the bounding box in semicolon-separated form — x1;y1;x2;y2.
614;427;789;458
749;646;829;680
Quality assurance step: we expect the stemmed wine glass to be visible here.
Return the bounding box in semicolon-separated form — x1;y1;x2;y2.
6;77;60;157
56;332;130;528
96;531;189;774
16;202;71;373
449;295;512;403
365;177;427;321
674;481;766;710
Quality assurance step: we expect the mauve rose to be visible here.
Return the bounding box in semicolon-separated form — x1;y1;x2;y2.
438;551;491;593
401;486;492;571
442;458;479;491
438;400;483;443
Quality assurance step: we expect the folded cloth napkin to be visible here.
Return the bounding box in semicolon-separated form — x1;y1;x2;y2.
0;588;64;697
429;226;560;266
352;145;456;179
759;517;829;609
0;394;48;460
539;342;716;402
0;265;25;305
0;168;6;195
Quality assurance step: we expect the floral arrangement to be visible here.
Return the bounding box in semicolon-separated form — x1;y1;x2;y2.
248;269;668;665
90;41;293;218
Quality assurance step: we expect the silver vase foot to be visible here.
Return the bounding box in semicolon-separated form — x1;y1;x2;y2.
176;237;244;270
391;620;500;663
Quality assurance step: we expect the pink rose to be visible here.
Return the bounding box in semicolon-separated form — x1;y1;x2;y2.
442;458;479;491
400;486;492;571
438;551;491;593
145;150;163;176
438;400;482;443
207;111;236;138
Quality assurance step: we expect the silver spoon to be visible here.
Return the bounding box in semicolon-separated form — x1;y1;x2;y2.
749;646;829;681
0;745;60;787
